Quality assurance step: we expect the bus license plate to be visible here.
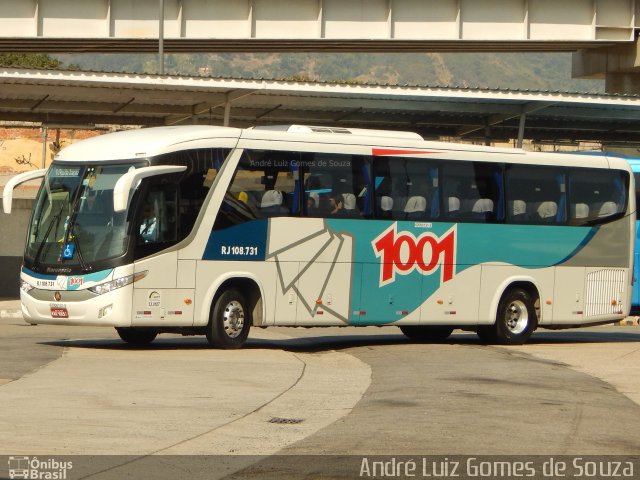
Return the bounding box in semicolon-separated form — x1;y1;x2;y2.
50;306;68;318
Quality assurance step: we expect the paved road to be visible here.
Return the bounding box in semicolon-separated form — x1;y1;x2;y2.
1;311;639;479
276;329;640;455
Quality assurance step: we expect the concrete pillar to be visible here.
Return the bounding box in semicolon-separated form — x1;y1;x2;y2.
605;73;640;95
572;38;640;94
517;112;526;149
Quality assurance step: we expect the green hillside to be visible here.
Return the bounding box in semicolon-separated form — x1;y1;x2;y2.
55;52;604;93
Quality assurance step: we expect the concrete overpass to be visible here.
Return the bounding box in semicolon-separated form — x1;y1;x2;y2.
0;0;639;92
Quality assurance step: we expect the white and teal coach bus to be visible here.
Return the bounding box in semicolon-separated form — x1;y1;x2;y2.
2;125;635;347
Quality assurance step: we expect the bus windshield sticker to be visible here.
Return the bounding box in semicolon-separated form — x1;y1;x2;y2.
53;167;81;177
62;244;75;259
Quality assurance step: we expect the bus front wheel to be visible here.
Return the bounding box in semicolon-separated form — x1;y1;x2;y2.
400;325;454;342
480;288;537;345
207;289;251;349
115;327;158;345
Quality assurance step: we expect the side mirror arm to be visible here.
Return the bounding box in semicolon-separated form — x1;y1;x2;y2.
2;169;47;214
113;165;187;213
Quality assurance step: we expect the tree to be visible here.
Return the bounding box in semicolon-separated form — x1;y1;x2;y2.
0;53;63;69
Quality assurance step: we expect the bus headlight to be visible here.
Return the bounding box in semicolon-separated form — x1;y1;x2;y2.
88;271;147;296
20;280;34;294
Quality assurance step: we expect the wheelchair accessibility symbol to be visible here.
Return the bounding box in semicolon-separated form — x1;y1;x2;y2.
62;244;75;259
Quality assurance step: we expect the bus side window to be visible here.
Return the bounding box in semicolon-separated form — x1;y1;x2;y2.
372;156;436;221
138;187;178;244
303;153;370;219
568;168;628;225
442;161;502;223
213;150;300;231
506;165;564;225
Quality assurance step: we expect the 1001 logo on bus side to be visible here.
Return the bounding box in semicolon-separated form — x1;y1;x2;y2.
372;224;456;287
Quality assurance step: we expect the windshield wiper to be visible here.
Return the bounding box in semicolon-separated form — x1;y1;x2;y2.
65;220;90;272
32;204;65;271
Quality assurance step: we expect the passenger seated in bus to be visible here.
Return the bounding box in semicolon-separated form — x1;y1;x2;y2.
404;196;427;220
329;193;358;217
329;195;344;215
536;201;557;222
306;192;320;215
307;191;319;207
260;190;288;216
237;191;249;205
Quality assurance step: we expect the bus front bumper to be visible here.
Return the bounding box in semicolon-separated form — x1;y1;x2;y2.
20;286;133;327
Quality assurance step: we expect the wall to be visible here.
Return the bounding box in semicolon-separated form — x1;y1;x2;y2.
0;198;35;298
0;127;100;174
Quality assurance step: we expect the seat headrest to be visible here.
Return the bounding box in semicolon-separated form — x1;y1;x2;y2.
404;196;427;213
574;203;589;219
472;198;494;213
537;201;558;219
380;196;393;212
342;193;357;210
448;196;460;212
512;200;526;216
598;201;617;217
261;190;283;208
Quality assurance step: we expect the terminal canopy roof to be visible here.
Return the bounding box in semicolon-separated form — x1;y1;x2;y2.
1;68;640;146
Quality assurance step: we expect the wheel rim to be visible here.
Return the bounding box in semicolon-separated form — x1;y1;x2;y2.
504;299;529;334
222;300;245;338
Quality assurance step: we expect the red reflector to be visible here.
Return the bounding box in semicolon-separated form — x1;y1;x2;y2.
316;310;324;315
360;311;366;315
143;311;151;315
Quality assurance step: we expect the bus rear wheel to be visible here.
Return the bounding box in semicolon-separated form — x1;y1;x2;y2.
207;289;251;349
480;288;537;345
115;327;158;345
400;325;454;342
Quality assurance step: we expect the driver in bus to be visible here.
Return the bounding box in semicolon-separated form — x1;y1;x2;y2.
329;195;344;215
139;202;158;243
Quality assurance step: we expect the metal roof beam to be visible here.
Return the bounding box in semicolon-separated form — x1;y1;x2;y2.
0;39;628;53
0;111;164;126
457;101;555;136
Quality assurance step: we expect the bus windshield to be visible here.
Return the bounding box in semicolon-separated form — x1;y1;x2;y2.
25;162;142;272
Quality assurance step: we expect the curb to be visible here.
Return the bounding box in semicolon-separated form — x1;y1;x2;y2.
616;317;640;326
0;309;21;319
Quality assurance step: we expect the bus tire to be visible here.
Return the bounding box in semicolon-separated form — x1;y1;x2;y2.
207;289;251;349
115;327;158;345
493;288;537;345
399;325;454;342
